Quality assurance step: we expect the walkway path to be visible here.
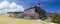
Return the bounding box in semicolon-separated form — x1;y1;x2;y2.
36;20;57;24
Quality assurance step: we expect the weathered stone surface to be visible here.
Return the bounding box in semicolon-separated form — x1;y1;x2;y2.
8;3;47;20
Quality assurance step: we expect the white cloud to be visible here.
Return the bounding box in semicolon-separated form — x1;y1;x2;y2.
1;0;10;6
7;5;24;12
0;0;10;10
9;2;17;9
16;5;24;11
0;4;4;10
7;2;24;12
0;0;24;13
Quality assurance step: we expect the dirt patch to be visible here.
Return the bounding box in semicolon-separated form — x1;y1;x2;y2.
7;21;17;24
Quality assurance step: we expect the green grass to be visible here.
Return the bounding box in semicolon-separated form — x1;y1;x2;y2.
44;18;52;22
0;14;45;24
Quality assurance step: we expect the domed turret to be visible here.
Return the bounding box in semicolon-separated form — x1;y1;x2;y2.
37;3;40;7
38;3;40;5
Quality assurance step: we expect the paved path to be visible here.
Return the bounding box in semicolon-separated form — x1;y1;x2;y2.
36;20;57;24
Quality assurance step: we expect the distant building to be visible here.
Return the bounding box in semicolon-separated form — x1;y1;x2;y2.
7;3;47;20
46;12;55;18
7;12;24;18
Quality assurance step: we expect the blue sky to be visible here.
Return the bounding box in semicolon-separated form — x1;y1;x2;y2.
0;0;60;13
40;0;60;12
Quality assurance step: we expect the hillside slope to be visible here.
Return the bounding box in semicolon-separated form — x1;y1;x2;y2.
0;14;44;24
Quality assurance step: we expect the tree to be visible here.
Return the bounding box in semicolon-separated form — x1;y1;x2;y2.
51;14;60;24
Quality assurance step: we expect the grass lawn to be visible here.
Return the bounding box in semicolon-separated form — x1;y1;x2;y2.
44;18;52;22
0;14;45;24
